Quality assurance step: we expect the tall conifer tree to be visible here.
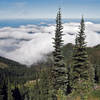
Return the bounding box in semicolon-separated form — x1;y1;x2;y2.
7;79;13;100
52;8;68;94
72;17;94;100
2;80;8;100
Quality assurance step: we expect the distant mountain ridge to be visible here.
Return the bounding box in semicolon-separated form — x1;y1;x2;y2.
0;56;25;68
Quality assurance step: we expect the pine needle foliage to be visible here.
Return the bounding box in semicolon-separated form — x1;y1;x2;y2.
72;17;94;100
52;8;68;95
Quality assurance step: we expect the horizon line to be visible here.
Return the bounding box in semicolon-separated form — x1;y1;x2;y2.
0;18;100;20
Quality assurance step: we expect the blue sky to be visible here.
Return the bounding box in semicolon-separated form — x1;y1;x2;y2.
0;0;100;19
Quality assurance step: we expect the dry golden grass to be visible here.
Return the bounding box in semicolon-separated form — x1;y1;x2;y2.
75;96;80;100
73;96;100;100
88;96;100;100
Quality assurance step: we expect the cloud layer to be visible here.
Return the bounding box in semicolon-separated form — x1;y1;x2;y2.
0;22;100;65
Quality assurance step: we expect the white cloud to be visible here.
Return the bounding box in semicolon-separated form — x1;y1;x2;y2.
0;22;100;65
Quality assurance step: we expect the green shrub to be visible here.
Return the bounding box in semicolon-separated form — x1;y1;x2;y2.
91;90;100;98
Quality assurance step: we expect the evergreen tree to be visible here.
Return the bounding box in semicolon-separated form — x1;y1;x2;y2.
72;17;94;99
1;80;8;100
0;89;3;100
95;65;100;83
52;8;68;95
67;65;73;94
7;79;13;100
39;69;50;100
12;86;21;100
28;89;33;100
0;81;4;100
33;73;40;100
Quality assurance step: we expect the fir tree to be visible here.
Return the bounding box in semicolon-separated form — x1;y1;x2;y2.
72;17;94;99
7;79;13;100
67;65;73;94
2;80;8;100
0;89;3;100
33;73;40;100
0;81;4;100
39;69;50;100
52;8;68;95
12;86;21;100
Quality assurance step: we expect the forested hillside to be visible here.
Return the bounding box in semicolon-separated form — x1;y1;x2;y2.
0;43;100;83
